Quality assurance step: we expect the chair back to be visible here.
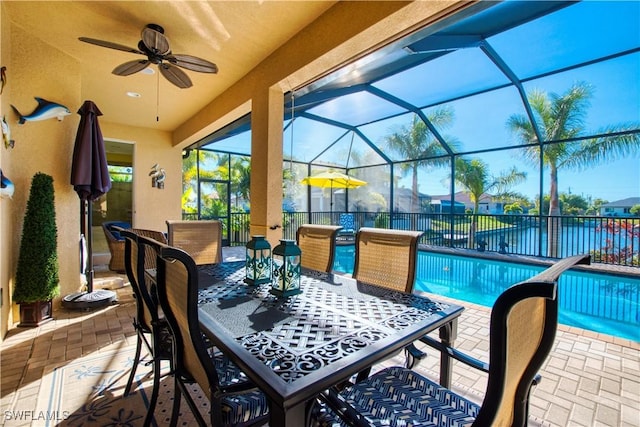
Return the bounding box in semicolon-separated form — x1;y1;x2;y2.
155;244;220;403
103;221;131;241
352;227;423;292
475;254;590;426
117;228;167;330
339;213;355;232
166;220;222;265
296;224;343;272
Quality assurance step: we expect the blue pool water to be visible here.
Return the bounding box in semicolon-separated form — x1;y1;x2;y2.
333;246;640;342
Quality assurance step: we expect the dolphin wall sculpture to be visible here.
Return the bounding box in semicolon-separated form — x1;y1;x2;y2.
1;169;15;199
1;116;14;148
10;97;71;124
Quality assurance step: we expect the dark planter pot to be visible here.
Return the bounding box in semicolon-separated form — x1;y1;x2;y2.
19;300;53;327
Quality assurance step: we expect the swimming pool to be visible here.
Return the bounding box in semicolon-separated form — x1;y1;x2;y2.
333;246;640;342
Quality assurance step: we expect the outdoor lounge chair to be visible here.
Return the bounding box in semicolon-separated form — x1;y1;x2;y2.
155;243;269;426
296;224;343;272
316;254;591;427
117;227;170;427
102;221;131;272
166;219;223;265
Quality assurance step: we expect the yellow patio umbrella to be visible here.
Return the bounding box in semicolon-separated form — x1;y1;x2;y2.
301;171;366;212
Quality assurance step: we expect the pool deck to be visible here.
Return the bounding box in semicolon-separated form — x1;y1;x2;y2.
1;246;638;426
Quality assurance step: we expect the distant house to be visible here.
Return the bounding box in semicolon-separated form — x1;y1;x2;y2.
430;192;504;214
600;197;640;217
393;187;431;212
429;199;466;214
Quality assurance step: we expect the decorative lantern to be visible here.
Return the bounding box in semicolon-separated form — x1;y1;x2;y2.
245;235;272;285
271;239;302;298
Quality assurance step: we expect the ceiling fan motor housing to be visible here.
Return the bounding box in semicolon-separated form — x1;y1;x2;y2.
146;23;165;33
138;40;165;64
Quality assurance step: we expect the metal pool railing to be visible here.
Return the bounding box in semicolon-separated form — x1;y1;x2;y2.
184;211;639;267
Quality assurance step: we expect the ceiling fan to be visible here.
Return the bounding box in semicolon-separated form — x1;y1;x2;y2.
79;23;218;89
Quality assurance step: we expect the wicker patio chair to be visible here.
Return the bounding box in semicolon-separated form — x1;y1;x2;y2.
166;220;222;265
117;227;170;427
316;254;591;427
296;224;343;273
155;244;270;426
102;221;131;272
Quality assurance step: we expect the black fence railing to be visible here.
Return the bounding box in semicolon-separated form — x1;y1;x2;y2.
183;211;639;267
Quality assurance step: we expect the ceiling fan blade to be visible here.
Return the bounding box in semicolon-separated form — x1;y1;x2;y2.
142;25;170;56
159;63;192;88
79;37;143;55
113;60;151;76
167;54;218;73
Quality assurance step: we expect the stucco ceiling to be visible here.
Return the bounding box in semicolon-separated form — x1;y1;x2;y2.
4;1;336;131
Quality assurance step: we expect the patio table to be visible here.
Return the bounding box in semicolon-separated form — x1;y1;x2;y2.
197;260;464;427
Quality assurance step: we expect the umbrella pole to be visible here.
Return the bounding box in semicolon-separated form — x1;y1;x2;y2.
62;198;115;309
330;181;334;221
79;201;86;280
86;200;94;293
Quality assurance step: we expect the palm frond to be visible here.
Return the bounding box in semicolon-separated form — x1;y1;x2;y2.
562;130;640;170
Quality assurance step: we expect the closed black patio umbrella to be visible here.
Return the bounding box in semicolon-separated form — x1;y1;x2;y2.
63;100;116;309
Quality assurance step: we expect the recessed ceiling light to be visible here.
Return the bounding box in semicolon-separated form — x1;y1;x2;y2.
141;68;155;75
126;92;141;98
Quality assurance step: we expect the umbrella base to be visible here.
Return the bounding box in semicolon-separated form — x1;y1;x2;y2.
61;290;117;310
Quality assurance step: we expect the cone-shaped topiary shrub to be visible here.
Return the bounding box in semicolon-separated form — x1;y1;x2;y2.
13;172;60;303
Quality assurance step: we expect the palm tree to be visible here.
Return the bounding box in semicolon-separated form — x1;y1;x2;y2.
454;157;526;247
507;81;640;257
385;109;456;214
182;150;233;217
221;156;251;207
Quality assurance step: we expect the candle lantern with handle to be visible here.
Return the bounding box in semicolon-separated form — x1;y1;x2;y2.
245;235;272;285
271;239;302;298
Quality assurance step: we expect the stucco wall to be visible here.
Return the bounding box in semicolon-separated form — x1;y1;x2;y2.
1;1;10;336
4;22;81;329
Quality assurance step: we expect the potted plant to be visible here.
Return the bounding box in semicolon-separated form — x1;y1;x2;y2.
13;172;60;326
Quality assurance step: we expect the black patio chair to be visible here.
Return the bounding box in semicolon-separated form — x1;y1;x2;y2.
315;254;591;427
155;243;269;426
166;219;223;265
353;227;427;368
117;227;171;427
296;224;343;273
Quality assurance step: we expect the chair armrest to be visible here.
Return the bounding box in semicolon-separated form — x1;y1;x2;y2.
419;335;489;374
318;388;374;427
420;334;543;385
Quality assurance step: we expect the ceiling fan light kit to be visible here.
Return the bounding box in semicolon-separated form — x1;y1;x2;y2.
79;23;217;89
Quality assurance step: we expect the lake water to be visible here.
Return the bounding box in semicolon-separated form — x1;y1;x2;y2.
462;224;639;259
